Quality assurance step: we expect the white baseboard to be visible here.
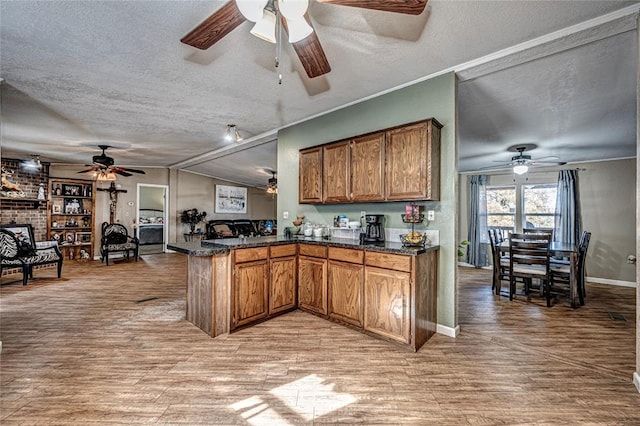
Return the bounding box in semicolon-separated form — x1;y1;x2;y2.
587;276;637;288
634;372;640;393
437;324;460;338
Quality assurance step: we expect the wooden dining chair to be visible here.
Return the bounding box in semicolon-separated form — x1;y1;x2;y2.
488;229;509;296
550;231;591;306
509;232;552;306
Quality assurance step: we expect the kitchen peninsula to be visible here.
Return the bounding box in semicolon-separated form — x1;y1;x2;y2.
168;236;439;351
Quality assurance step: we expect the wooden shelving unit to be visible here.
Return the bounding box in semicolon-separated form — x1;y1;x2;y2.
48;178;96;262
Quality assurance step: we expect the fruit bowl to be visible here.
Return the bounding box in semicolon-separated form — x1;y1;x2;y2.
400;232;427;247
292;220;303;226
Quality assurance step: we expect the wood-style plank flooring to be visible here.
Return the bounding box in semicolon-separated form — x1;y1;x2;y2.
1;256;638;424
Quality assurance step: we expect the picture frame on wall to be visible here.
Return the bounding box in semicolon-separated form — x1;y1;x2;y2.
215;185;247;214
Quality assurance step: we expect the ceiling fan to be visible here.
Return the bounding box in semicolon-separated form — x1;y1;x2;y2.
180;0;428;78
78;145;146;180
484;144;567;175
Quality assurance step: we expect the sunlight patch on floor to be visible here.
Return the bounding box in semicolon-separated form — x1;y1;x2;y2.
231;374;357;424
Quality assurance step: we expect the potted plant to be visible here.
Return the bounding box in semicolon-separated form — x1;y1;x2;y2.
181;208;207;234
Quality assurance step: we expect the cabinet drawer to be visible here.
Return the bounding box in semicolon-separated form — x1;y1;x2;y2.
365;251;412;272
234;247;268;263
270;244;296;258
328;246;363;264
298;244;327;258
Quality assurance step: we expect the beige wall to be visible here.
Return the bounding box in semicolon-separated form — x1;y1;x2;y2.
458;158;637;283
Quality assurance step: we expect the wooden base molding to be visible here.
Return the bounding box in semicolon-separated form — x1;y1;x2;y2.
587;276;637;288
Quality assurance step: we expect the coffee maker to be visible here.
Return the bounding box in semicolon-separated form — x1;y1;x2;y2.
362;214;385;244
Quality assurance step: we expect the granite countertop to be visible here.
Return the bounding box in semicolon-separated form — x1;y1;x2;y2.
168;235;439;256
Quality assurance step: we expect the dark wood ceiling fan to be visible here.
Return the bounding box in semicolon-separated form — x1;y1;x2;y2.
181;0;428;78
78;145;146;178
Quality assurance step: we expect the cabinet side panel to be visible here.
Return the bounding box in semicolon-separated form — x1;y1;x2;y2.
414;250;438;350
213;253;230;336
186;255;214;337
427;121;441;201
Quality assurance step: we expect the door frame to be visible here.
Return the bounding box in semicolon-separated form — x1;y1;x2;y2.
136;183;169;253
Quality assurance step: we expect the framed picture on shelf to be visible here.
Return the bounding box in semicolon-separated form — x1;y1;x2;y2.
65;232;75;244
62;184;82;196
52;204;61;214
215;184;247;214
75;232;92;243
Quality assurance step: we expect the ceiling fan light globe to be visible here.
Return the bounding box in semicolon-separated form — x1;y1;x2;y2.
286;17;313;43
278;0;308;20
250;9;277;43
513;164;529;175
236;0;268;22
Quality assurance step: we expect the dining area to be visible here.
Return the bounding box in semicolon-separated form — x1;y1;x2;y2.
487;228;591;308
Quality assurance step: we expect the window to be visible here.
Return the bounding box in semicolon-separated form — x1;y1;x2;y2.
523;184;557;229
486;185;516;232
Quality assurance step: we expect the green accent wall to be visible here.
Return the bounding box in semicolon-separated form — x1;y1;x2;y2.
277;72;458;330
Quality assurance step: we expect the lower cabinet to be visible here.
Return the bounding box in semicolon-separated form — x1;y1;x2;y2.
328;260;363;327
298;255;327;315
270;255;297;315
233;259;269;329
363;266;412;344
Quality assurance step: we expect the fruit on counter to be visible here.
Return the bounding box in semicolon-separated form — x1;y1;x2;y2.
406;231;424;244
292;220;303;226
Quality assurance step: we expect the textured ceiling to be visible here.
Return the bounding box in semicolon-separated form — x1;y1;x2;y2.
1;1;638;187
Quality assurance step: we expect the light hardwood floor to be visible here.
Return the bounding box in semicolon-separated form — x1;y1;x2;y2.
1;255;638;424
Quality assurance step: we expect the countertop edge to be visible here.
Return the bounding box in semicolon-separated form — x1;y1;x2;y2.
168;237;439;256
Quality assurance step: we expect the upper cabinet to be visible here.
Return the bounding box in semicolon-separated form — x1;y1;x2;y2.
386;119;441;201
351;132;386;202
299;147;323;204
322;140;351;203
299;118;441;204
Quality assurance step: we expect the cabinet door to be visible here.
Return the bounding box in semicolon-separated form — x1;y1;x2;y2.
351;132;385;202
385;120;440;201
322;141;350;203
299;147;323;203
298;256;327;315
364;266;411;344
328;260;363;327
270;256;296;315
234;259;269;328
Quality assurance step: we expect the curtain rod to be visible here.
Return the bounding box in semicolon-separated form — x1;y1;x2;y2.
460;167;587;177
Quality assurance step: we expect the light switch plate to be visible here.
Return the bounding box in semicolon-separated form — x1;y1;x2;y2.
427;210;435;221
283;211;289;219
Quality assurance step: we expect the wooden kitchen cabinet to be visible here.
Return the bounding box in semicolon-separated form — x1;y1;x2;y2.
386;119;441;201
298;246;327;315
232;247;269;329
351;132;385;202
269;245;297;315
328;260;363;327
363;265;412;344
322;140;351;203
299;147;323;204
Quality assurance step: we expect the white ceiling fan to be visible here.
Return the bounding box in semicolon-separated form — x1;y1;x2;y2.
483;144;567;175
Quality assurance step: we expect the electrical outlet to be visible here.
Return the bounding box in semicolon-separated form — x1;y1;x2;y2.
360;211;366;218
427;210;435;221
283;211;289;219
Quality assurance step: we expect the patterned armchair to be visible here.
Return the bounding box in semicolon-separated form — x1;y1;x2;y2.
100;222;139;266
0;223;63;286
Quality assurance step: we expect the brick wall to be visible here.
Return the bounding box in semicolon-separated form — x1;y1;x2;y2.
1;158;50;240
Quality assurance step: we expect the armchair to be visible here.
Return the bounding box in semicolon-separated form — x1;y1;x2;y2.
0;223;63;286
100;222;139;266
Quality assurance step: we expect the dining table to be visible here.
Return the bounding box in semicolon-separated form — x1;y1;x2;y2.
499;240;580;308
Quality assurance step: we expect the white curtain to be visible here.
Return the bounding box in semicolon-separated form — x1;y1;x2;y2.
467;175;488;266
553;170;582;245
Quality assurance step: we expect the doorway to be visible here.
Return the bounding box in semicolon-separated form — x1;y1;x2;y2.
136;184;169;255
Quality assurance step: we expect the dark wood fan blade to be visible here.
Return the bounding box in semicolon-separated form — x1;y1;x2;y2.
181;1;246;50
113;166;146;175
282;14;331;78
112;169;133;177
317;0;427;15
